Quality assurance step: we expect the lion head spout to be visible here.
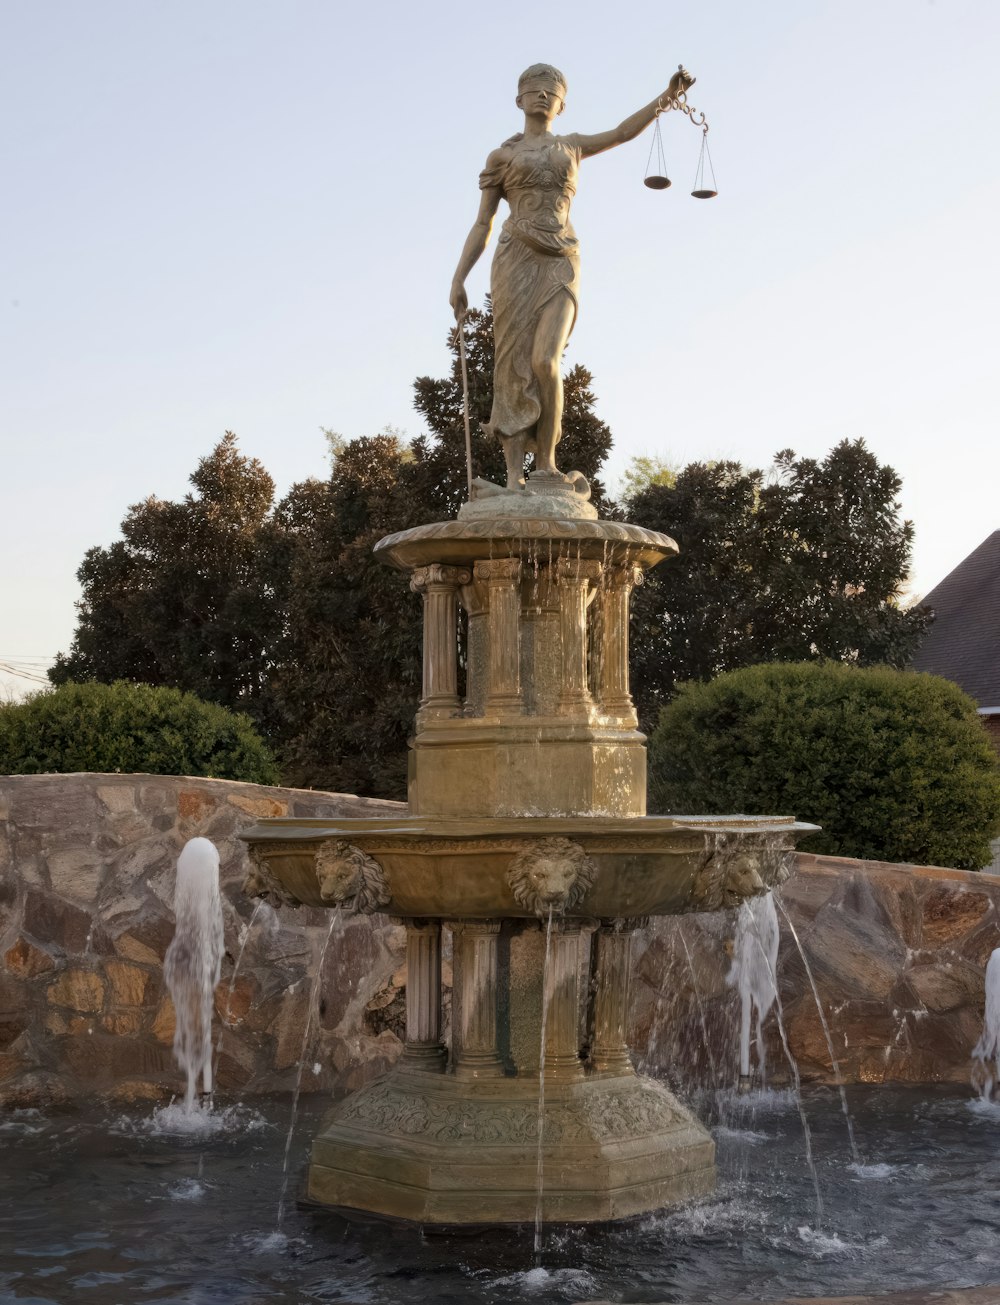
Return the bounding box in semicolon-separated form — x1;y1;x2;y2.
242;846;299;908
315;841;391;914
506;838;596;917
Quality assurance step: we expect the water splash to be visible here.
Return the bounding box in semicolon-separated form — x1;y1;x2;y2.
163;838;224;1110
848;1161;896;1179
972;946;1000;1099
534;906;555;1259
114;1100;266;1138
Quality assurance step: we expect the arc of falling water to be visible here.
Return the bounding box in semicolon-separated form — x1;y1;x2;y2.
534;906;554;1260
745;919;824;1226
211;899;268;1099
677;927;722;1091
773;896;860;1165
277;908;342;1228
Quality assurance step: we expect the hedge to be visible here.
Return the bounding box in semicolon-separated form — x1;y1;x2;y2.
648;662;1000;870
0;681;279;784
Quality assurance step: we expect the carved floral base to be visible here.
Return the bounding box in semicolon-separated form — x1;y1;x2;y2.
306;1066;715;1224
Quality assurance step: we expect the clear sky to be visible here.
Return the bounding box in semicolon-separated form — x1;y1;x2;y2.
2;0;998;697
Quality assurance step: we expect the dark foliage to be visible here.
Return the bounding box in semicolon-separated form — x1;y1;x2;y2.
0;681;278;783
627;441;931;729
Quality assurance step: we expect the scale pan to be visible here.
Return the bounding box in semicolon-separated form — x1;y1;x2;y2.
644;175;672;190
691;188;717;199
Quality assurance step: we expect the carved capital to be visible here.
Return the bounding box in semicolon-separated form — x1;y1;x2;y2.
315;840;391;914
506;838;597;917
555;557;603;585
605;565;645;590
447;918;502;937
410;564;472;594
474;558;523;584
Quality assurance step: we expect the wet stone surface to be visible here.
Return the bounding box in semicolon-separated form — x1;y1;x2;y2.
1;1085;1000;1304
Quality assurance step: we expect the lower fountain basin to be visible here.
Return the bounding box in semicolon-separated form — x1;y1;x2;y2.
240;813;818;918
308;1067;714;1224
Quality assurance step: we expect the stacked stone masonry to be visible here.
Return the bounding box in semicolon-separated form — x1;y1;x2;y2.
2;774;998;1105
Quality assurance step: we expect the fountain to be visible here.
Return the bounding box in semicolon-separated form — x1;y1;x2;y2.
240;57;818;1226
240;498;818;1225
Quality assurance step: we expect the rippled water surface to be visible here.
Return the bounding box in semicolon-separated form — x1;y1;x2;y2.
2;1085;1000;1304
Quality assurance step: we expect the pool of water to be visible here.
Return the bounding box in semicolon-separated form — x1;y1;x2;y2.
2;1084;999;1304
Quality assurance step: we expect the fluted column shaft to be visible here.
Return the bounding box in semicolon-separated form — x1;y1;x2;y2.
450;919;503;1079
410;565;470;721
475;559;523;716
588;920;638;1075
402;919;445;1071
597;566;643;720
543;924;586;1081
556;558;602;714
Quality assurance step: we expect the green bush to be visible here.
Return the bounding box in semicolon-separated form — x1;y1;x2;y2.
648;662;1000;870
0;681;279;784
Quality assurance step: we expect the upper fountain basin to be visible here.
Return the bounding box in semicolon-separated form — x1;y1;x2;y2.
240;814;819;921
373;516;678;572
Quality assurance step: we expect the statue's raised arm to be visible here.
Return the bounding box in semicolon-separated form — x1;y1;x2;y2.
450;62;694;501
573;66;695;159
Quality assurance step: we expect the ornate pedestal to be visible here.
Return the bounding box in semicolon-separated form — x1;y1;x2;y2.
242;506;817;1227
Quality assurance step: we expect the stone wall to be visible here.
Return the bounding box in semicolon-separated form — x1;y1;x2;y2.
632;853;1000;1089
2;774;997;1105
0;773;406;1106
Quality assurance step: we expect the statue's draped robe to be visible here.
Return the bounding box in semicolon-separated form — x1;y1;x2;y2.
479;134;582;453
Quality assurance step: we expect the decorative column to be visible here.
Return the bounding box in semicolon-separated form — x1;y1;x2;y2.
410;565;470;723
474;559;523;716
556;557;603;715
596;565;644;721
588;919;643;1075
401;919;446;1071
542;925;587;1081
450;920;504;1079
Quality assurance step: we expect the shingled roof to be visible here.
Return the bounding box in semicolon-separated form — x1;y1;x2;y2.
911;530;1000;710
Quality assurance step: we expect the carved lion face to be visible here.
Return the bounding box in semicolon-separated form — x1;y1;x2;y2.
721;853;766;908
315;840;391;915
316;843;362;905
507;838;596;917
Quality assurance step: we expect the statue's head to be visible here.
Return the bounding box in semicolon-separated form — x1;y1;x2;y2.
507;837;596;917
517;64;567;115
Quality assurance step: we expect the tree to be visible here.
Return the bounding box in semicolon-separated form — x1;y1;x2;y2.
627;440;930;729
50;433;284;724
50;309;617;798
617;453;678;499
648;661;1000;870
0;681;278;783
264;434;424;797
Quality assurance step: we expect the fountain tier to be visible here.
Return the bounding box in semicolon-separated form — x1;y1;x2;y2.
242;505;818;1225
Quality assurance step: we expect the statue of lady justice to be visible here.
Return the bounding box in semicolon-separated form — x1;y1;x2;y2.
450;62;694;499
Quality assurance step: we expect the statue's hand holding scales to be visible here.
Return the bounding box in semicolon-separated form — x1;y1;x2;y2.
451;63;695;498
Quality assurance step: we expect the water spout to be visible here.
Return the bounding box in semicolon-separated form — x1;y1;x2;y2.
972;946;1000;1100
727;893;779;1089
164;838;224;1112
